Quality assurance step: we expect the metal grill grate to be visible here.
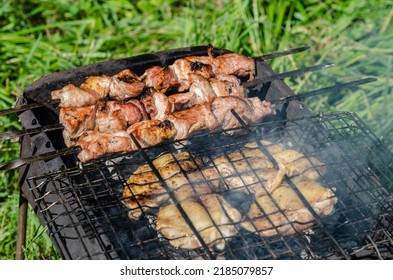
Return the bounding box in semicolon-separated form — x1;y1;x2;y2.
24;112;393;259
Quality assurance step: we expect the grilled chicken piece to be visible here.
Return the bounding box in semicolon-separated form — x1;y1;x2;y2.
240;141;326;181
60;104;97;146
157;194;241;250
126;119;177;149
95;100;148;131
211;96;274;134
241;181;337;237
76;130;133;162
51;69;144;107
122;152;222;220
51;84;106;108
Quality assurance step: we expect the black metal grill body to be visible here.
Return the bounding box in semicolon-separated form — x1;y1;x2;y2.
17;46;393;259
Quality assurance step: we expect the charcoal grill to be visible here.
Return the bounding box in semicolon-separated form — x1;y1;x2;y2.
8;46;393;259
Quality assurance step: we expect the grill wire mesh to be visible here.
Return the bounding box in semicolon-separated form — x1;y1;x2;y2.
24;111;393;259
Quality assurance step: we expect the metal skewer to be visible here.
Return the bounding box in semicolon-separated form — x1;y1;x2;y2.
272;77;378;103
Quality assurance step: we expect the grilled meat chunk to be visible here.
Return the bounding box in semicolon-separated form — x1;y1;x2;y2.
122;152;209;220
166;103;220;139
126;119;177;149
51;84;106;108
140;90;175;121
210;74;245;97
241;181;337;237
212;53;255;80
60;104;97;146
169;56;215;92
142;66;179;93
76;130;133;162
156;194;241;250
95;100;148;132
51;69;145;107
211;96;274;134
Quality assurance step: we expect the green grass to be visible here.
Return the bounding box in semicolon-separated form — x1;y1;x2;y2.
0;0;392;259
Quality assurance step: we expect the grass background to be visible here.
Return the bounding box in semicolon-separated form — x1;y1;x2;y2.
0;0;392;259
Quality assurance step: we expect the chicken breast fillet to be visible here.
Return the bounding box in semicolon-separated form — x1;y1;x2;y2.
156;194;241;250
241;181;337;237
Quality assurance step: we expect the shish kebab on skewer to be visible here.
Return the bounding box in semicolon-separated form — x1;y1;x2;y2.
53;48;274;162
1;45;361;169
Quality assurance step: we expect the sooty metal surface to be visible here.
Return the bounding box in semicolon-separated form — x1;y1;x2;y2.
17;46;393;259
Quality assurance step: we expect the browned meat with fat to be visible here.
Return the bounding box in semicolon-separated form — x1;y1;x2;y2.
142;66;179;93
211;96;274;134
51;69;145;107
156;194;241;250
76;130;134;162
169;56;215;92
60;104;97;146
166;103;220;139
140;90;175;121
210;74;245;97
212;53;255;80
95;100;148;131
126;119;177;149
51;84;106;108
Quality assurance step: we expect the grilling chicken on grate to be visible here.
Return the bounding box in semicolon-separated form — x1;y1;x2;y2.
156;193;241;250
122;151;222;220
122;140;336;249
241;181;337;237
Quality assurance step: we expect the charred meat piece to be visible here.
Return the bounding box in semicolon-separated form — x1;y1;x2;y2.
210;74;245;97
81;70;145;101
110;69;145;100
241;181;337;237
76;130;134;162
157;194;241;250
169;56;215;92
60;100;148;147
